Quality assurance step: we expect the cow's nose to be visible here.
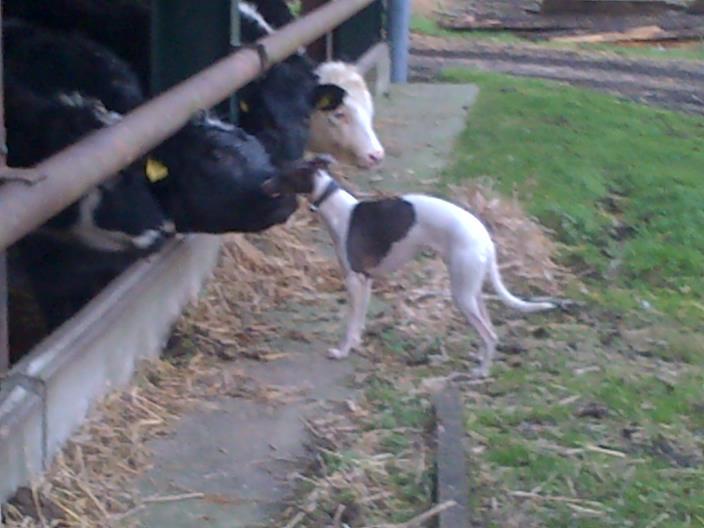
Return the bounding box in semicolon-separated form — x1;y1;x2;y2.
367;149;385;166
131;229;166;252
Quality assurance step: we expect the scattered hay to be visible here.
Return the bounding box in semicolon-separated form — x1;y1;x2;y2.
179;213;342;353
450;180;567;296
3;170;567;526
277;396;435;527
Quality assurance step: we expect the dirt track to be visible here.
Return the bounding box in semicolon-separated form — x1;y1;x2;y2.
410;35;704;114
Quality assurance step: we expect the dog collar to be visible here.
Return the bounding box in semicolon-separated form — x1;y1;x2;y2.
311;179;339;209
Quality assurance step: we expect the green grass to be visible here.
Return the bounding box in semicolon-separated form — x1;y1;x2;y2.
411;14;704;61
464;344;704;527
425;72;704;526
577;41;704;61
439;68;704;322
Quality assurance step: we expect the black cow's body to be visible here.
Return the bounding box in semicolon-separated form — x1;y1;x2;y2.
148;114;300;234
5;80;170;252
3;0;150;91
3;19;144;114
237;3;319;165
5;80;170;341
4;20;300;234
1;0;327;359
3;0;322;166
245;0;295;29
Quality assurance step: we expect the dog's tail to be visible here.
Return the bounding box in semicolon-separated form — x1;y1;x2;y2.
487;249;556;313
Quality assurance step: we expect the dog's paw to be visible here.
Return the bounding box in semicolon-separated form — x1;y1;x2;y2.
327;348;349;360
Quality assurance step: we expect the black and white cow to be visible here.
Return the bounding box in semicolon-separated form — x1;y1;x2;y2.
146;114;301;233
3;19;144;114
2;0;343;167
3;80;322;344
236;2;322;166
244;0;296;29
3;19;301;234
5;80;171;253
4;79;172;335
238;2;385;168
3;0;151;92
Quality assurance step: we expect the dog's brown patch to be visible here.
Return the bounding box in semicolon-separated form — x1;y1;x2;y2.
346;198;416;274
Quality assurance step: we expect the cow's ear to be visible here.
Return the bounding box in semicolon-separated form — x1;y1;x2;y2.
311;84;346;111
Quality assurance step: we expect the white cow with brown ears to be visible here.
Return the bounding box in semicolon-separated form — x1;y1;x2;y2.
308;62;385;169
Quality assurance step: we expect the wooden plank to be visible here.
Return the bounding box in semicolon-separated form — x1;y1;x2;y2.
433;387;471;528
688;0;704;13
552;24;665;42
551;25;704;42
440;14;582;31
540;0;685;16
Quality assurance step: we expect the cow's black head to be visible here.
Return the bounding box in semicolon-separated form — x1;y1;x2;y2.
237;56;318;167
4;80;171;254
146;116;299;233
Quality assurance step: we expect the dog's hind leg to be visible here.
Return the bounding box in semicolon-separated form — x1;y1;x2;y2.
457;295;498;378
329;272;372;359
449;252;498;377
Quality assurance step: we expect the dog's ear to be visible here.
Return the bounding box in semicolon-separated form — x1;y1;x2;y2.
280;156;334;194
311;84;346;112
306;154;336;171
261;177;282;197
286;154;335;176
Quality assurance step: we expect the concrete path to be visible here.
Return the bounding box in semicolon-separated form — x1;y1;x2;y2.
133;83;478;528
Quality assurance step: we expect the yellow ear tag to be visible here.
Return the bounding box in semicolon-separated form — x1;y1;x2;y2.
146;158;169;183
239;100;250;113
316;95;332;111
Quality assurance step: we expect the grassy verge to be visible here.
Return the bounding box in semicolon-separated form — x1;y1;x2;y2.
440;68;704;323
412;14;704;61
431;69;704;527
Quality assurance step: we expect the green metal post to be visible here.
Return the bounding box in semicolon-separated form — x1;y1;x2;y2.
333;0;383;62
151;0;237;118
0;2;9;373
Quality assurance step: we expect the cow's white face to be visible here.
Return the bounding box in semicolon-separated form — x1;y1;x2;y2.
310;97;384;169
308;63;385;169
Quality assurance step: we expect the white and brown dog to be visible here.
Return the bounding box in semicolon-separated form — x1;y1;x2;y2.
265;156;559;377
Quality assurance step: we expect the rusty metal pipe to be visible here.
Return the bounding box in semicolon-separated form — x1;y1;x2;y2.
0;0;374;251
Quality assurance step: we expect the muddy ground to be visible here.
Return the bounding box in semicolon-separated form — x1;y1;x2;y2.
410;34;704;114
410;0;704;115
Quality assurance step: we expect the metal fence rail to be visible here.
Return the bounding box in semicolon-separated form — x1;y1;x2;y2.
0;0;375;253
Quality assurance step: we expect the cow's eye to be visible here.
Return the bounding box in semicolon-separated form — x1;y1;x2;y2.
209;149;226;162
265;116;278;130
333;110;346;121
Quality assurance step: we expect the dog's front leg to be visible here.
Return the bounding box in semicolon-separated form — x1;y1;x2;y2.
328;272;372;359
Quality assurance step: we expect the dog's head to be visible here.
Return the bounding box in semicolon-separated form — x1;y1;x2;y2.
261;154;335;197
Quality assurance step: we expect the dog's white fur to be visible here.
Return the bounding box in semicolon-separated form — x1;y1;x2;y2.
309;170;556;377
